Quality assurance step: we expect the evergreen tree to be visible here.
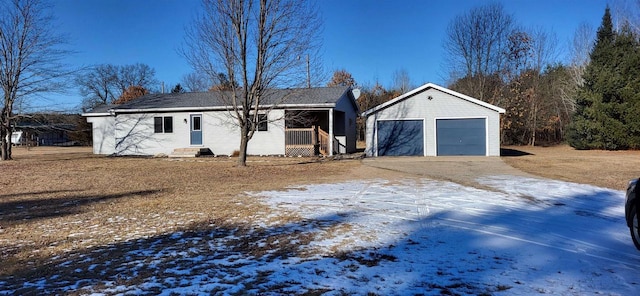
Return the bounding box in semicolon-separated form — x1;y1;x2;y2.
567;7;640;149
171;83;185;93
619;25;640;148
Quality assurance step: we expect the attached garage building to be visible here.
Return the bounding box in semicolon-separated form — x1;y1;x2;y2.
363;83;505;157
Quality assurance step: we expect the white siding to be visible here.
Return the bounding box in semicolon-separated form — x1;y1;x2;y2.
87;116;116;155
200;110;285;156
248;110;286;155
365;88;502;156
114;113;177;155
105;110;286;156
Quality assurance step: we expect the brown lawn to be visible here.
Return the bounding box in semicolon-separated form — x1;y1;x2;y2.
502;144;640;190
1;144;637;280
0;146;394;278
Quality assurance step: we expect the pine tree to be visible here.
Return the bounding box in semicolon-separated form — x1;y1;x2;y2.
619;25;640;148
171;83;185;93
567;7;640;150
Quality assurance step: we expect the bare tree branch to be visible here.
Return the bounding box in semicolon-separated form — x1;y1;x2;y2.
76;63;158;111
181;71;211;92
391;68;412;94
442;2;514;101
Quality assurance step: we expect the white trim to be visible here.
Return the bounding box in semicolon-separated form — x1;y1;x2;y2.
375;118;426;157
82;112;112;117
329;108;334;156
434;116;488;156
190;114;203;147
105;103;337;114
362;83;506;117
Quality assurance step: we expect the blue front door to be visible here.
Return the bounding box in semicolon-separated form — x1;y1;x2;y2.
190;115;202;145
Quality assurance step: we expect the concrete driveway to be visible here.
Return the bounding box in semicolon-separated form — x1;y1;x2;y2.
362;156;535;189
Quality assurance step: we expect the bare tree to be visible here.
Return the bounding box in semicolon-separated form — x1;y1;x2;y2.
76;64;118;111
391;68;412;94
442;2;514;102
551;22;595;120
611;0;640;34
209;73;239;91
181;71;211;92
182;0;322;166
568;22;595;87
115;63;157;95
501;26;563;146
76;63;158;111
529;27;559;73
0;0;72;160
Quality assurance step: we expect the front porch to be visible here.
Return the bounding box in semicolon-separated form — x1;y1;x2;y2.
285;126;339;156
284;110;347;157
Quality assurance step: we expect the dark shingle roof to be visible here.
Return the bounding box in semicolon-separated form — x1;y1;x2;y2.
99;87;350;112
87;104;117;114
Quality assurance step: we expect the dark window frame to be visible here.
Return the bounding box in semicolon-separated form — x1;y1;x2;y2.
257;113;268;131
192;116;201;131
153;116;173;133
154;117;163;133
164;117;173;133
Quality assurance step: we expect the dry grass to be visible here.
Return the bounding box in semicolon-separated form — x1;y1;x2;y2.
502;145;640;190
0;146;390;279
2;144;637;283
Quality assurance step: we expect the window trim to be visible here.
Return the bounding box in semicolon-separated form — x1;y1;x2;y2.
257;113;268;131
164;116;173;133
192;115;201;131
153;116;173;133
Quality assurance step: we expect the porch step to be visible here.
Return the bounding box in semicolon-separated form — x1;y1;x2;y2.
169;148;212;158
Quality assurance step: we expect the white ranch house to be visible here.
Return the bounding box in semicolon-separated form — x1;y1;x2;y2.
363;83;505;157
83;87;360;157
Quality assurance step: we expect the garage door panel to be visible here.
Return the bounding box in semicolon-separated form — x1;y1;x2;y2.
437;118;486;156
377;120;423;156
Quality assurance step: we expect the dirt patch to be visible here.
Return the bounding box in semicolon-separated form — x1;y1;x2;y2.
362;156;534;191
362;145;640;191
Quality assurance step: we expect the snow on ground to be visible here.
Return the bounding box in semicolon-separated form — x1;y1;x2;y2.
2;175;640;295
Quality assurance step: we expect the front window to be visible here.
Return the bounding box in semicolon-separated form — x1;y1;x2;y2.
257;114;268;131
154;116;173;133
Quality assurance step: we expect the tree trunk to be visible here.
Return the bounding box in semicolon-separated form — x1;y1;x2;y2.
1;136;10;161
237;126;249;167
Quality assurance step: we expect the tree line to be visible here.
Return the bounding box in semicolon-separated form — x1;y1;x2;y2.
568;8;640;150
443;2;640;148
443;2;581;146
331;2;640;149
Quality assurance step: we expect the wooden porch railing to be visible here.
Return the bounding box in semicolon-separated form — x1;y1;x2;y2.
285;127;331;156
317;128;329;156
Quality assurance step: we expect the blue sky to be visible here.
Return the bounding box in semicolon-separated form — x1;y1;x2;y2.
45;0;608;112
